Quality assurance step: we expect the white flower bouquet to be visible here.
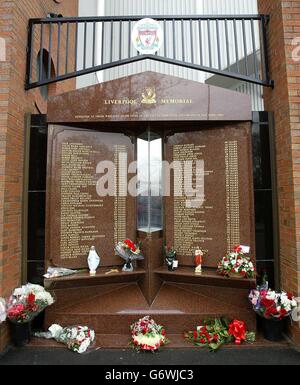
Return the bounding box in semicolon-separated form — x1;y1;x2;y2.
7;284;55;324
0;298;6;323
217;245;256;279
130;316;169;352
35;324;96;354
44;267;79;279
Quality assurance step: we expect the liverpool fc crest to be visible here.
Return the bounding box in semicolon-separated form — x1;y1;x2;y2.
141;87;157;104
132;18;163;55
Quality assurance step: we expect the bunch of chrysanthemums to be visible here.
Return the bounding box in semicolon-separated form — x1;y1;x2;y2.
130;316;169;352
6;284;55;324
249;287;297;320
35;324;96;354
217;245;256;279
184;318;256;352
53;324;95;354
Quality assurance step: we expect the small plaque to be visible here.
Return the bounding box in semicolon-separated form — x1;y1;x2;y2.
240;245;250;253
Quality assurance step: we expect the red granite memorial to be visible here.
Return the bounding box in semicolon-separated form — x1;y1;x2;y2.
44;72;256;347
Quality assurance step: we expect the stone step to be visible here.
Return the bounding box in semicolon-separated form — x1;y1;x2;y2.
45;282;256;334
29;333;289;350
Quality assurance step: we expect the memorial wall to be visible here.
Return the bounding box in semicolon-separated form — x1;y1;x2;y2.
42;73;257;347
46;123;254;271
45;72;254;272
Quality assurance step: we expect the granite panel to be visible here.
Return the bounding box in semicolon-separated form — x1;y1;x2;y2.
48;72;252;124
46;127;136;269
165;123;255;268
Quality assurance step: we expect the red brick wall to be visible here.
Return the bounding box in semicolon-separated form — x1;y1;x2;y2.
258;0;300;343
0;0;78;352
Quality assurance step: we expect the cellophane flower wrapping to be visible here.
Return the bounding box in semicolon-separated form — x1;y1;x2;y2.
44;267;78;279
35;324;96;354
0;298;6;323
115;239;144;262
217;245;255;279
130;316;169;352
6;283;55;324
249;286;298;320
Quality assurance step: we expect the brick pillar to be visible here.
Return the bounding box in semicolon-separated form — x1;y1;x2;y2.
0;0;78;353
0;0;14;355
258;0;300;345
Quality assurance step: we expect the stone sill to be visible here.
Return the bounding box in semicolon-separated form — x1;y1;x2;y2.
44;267;146;290
154;266;257;290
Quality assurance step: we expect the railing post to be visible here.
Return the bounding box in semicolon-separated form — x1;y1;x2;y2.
25;20;34;90
261;14;274;88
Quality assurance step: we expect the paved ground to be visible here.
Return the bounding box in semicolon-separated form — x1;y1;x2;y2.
0;346;300;365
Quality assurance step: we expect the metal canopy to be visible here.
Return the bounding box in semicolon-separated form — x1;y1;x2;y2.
25;14;273;90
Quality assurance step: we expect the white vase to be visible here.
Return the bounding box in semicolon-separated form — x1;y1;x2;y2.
87;246;100;275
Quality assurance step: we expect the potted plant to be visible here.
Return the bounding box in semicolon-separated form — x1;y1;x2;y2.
249;286;297;341
217;245;255;279
6;283;55;347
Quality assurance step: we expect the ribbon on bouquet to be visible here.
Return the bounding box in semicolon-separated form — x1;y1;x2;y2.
228;320;247;345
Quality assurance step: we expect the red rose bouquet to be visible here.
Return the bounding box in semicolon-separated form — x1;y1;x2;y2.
184;318;255;351
123;239;138;253
115;239;144;272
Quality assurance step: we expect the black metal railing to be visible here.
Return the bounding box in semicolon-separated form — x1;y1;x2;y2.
25;15;273;90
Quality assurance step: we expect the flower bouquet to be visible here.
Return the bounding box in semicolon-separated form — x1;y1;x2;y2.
249;287;297;320
217;245;255;279
184;318;256;352
6;284;55;347
35;324;96;354
7;284;55;324
249;286;297;341
115;239;144;272
44;267;79;279
130;316;169;352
